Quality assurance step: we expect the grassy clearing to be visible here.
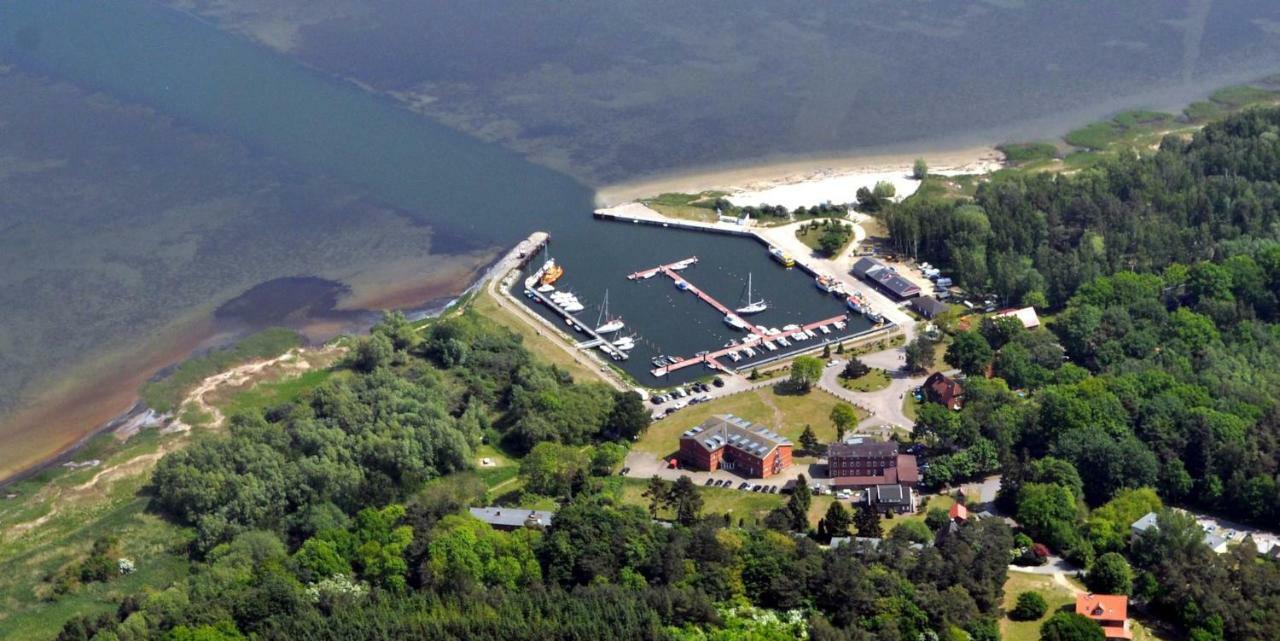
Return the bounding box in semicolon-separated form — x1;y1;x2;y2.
139;327;302;413
998;142;1059;166
217;368;335;418
840;368;890;392
999;572;1079;641
635;386;866;458
795;220;855;257
0;427;192;640
471;287;603;383
641;192;727;223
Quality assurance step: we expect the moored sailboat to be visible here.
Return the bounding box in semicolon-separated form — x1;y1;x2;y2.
735;273;767;314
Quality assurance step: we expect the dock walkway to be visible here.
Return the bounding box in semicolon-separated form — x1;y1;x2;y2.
523;266;629;361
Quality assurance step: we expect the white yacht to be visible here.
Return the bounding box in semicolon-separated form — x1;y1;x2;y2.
735;273;768;314
724;313;750;330
594;290;625;334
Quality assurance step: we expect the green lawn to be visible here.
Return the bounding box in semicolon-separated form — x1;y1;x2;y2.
640;192;727;223
635;386;866;458
840;368;890;392
902;394;920;422
1000;573;1079;641
218;368;335;418
794;222;855;257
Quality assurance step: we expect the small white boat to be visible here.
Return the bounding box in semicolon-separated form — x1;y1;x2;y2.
783;324;799;331
670;257;698;271
777;336;790;347
562;301;585;313
613;336;636;351
744;347;757;357
537;284;556;293
834;321;846;330
724;313;750;330
729;352;742;362
820;325;831;335
763;341;777;351
767;327;781;336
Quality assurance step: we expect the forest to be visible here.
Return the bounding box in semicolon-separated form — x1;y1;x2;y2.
888;108;1280;641
49;311;1017;641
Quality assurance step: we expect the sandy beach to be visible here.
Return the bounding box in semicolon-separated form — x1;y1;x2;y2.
594;146;1004;207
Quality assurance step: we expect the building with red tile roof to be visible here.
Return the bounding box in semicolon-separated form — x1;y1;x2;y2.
924;372;965;410
1076;594;1131;640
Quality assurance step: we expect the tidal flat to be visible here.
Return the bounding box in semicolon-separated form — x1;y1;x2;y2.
0;70;491;480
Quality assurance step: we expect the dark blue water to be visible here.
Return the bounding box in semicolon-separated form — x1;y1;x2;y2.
514;226;873;385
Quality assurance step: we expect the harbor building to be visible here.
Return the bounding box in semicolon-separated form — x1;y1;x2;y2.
678;415;793;479
852;257;921;299
828;437;919;489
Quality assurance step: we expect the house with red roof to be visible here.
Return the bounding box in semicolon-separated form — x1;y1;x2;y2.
1076;594;1131;640
924;372;965;410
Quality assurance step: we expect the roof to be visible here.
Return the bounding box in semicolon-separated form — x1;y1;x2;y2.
871;484;910;504
949;503;969;521
1130;512;1158;533
924;372;964;408
995;307;1041;329
852;257;921;298
832;454;919;487
910;296;949;318
1203;533;1229;551
469;507;555;529
828;437;898;459
1076;593;1128;625
680;414;790;460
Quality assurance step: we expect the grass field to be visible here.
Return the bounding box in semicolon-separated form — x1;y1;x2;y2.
840;368;890;392
0;428;193;640
634;386;866;458
472;287;604;383
640;192;727;223
795;221;855;257
1000;573;1080;641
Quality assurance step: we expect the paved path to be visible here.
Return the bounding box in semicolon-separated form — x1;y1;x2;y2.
484;240;628;392
818;358;924;432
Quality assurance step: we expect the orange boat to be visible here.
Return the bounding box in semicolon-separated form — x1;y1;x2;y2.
540;261;564;286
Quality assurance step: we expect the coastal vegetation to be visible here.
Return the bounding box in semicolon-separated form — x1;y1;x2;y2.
139;328;302;414
11;308;1019;641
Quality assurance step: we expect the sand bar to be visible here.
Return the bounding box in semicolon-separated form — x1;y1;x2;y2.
594;146;1004;207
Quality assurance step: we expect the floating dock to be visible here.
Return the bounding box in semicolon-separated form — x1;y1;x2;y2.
524;262;629;361
628;256;858;377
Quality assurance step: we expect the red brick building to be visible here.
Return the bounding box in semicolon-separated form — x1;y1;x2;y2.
924;372;965;410
678;415;793;479
827;438;919;489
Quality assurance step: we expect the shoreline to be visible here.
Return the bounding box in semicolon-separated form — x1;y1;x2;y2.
0;256;493;489
593;145;1004;206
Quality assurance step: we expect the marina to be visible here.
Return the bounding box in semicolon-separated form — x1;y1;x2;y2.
510;225;890;386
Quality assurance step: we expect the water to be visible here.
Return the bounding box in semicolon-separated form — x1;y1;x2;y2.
514;227;873;385
0;0;1279;476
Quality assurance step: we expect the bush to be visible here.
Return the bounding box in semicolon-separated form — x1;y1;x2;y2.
1010;591;1048;621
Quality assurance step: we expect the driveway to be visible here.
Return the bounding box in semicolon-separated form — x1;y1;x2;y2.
818;358;924;432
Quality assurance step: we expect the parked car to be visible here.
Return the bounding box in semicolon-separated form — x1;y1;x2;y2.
712;377;725;388
751;484;762;492
705;478;715;486
739;482;751;490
